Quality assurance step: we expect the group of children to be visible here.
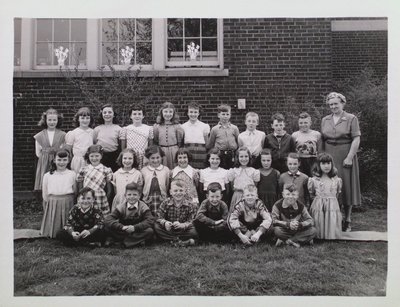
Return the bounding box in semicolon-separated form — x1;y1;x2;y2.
33;101;345;248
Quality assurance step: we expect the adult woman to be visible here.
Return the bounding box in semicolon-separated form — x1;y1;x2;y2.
320;92;361;232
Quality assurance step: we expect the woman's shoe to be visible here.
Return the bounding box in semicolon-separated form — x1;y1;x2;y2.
343;221;352;232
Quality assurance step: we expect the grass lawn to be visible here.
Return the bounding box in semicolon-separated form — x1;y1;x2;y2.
14;205;387;296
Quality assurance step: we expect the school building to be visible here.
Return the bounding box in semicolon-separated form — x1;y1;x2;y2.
13;17;387;195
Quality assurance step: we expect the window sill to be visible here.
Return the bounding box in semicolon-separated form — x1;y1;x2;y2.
13;68;229;78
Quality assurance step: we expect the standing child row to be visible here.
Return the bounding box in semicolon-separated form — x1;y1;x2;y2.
33;103;320;203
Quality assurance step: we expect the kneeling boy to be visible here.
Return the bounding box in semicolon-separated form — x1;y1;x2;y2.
105;183;154;247
272;183;316;247
194;182;233;243
155;179;198;246
228;184;272;245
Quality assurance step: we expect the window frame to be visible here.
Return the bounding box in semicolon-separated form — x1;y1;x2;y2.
14;18;22;67
165;18;223;68
33;18;88;70
99;18;153;70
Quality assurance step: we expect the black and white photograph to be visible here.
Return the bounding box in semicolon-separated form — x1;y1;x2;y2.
1;0;399;306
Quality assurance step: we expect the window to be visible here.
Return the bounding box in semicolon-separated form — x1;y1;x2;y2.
166;18;219;67
35;18;87;68
15;18;226;75
14;18;21;66
101;18;152;66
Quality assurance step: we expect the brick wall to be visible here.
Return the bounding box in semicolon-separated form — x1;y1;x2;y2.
13;18;387;192
331;31;387;81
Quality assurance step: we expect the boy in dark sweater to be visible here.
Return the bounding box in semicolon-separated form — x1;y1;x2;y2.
264;113;295;173
272;183;316;248
194;182;233;243
105;183;154;247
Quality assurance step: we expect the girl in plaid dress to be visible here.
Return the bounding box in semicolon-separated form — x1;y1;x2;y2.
76;145;113;215
141;145;170;216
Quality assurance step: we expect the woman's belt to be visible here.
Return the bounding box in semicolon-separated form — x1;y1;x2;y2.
325;139;352;145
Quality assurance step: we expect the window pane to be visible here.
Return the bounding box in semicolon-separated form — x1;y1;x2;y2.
202;19;217;37
14;43;21;66
168;39;183;61
54;19;69;42
102;42;118;65
71;19;86;41
167;18;183;37
185;39;200;61
202;38;217;51
137;42;152;64
102;19;118;42
69;42;86;66
119;42;135;64
120;19;135;41
37;42;53;65
53;44;70;66
185;19;200;37
14;18;21;42
37;19;52;41
136;19;152;41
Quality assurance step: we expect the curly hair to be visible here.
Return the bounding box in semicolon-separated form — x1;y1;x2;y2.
234;146;252;167
97;104;118;125
156;102;180;124
84;144;104;163
37;108;63;128
144;145;165;159
116;148;137;168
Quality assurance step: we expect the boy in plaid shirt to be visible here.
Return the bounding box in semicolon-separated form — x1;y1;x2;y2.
154;179;198;246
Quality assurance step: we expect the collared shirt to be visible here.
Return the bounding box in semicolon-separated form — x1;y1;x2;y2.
181;120;210;144
127;201;139;210
153;123;184;147
171;165;200;203
112;168;143;197
156;198;197;228
171;165;195;179
76;163;113;190
238;129;266;156
141;165;170;199
228;199;272;231
207;122;239;151
264;132;294;160
279;171;309;206
195;199;229;226
105;200;154;232
321;111;361;142
271;198;313;228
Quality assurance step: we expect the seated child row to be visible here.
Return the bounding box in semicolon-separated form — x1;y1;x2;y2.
43;144;344;247
57;181;316;248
